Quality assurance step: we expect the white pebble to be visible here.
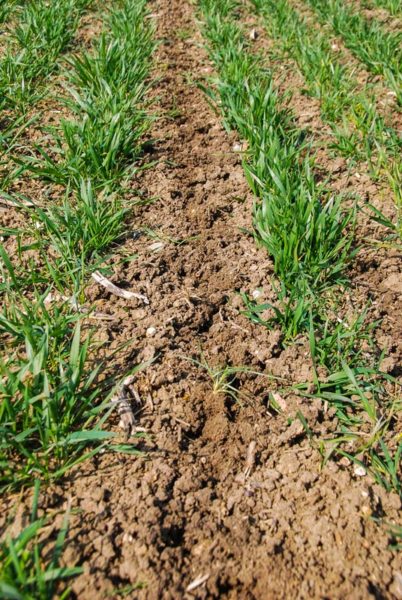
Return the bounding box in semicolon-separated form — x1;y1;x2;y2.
354;464;366;477
146;326;157;337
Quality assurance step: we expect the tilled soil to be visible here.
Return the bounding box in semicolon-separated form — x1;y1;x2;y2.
1;0;402;598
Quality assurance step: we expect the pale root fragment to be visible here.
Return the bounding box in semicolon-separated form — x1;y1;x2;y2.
92;270;149;304
186;574;210;592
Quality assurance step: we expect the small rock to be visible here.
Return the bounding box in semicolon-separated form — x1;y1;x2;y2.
249;28;258;40
354;464;367;477
383;273;402;294
149;241;164;252
146;326;157;337
272;392;287;411
281;419;305;443
252;289;263;300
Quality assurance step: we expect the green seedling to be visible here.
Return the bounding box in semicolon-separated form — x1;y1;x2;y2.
22;1;155;190
185;352;278;405
0;0;91;111
0;480;82;599
198;0;356;337
306;0;402;103
363;0;402;16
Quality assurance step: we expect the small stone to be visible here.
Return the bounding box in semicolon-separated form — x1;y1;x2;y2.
272;392;287;411
146;326;157;337
354;464;367;477
383;273;402;294
252;289;263;300
149;241;164;252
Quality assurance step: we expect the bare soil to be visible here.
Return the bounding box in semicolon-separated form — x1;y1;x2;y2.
1;0;401;598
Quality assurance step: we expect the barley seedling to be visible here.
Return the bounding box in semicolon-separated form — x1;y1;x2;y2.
241;286;311;341
362;0;402;17
292;310;402;493
0;0;91;111
25;0;155;190
251;0;402;167
0;278;114;489
0;0;17;24
305;0;402;102
198;0;356;338
0;0;157;491
0;480;82;599
28;181;127;294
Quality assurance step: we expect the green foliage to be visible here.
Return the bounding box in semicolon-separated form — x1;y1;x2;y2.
0;0;155;492
28;181;127;292
0;481;82;599
25;0;155;190
294;312;402;494
363;0;402;16
251;0;402;169
0;0;90;110
0;272;115;489
198;0;355;338
306;0;402;104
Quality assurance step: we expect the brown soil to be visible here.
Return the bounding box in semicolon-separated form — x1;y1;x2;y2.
1;0;402;599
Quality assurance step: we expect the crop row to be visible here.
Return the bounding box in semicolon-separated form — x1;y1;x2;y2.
1;0;154;489
306;0;402;103
0;0;91;112
198;0;401;496
363;0;402;17
252;0;402;241
0;0;156;595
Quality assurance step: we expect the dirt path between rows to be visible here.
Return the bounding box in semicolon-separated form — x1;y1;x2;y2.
4;0;401;598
